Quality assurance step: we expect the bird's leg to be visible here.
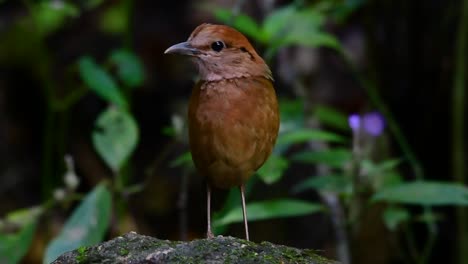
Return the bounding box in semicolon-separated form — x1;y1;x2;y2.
240;184;250;241
206;183;215;239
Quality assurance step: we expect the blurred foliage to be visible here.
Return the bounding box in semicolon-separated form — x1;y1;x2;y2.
213;199;324;227
92;106;139;173
0;0;144;262
43;184;112;263
373;182;468;206
0;209;39;264
0;0;465;264
78;57;129;109
214;3;340;59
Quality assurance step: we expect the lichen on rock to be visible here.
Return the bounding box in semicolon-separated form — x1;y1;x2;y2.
52;231;338;264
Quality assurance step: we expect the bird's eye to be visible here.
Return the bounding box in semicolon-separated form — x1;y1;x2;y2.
211;41;225;52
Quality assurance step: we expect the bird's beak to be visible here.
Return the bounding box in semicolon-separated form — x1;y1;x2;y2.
164;41;200;56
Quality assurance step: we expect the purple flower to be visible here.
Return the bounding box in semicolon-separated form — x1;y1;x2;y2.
363;112;385;136
348;112;385;137
348;114;361;132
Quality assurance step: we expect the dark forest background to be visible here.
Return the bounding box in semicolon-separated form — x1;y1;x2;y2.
0;0;467;264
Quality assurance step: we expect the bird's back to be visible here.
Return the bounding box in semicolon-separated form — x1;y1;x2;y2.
188;77;279;189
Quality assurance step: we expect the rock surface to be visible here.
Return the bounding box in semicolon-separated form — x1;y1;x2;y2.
52;232;338;264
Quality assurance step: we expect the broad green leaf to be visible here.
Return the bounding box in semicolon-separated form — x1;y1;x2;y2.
372;181;468;206
78;56;127;109
278;99;305;133
282;31;340;50
44;184;112;264
263;6;340;51
99;1;128;34
372;171;404;191
262;5;298;42
161;126;176;137
169;151;194;169
213;199;324;227
257;154;289;184
293;174;350;194
0;219;37;264
92;107;139;172
35;1;79;35
292;148;352;169
383;207;410;231
110;49;145;88
3;206;43;228
276;129;347;147
314;105;350;131
213;9;262;41
378;159;403;171
362;159;402;176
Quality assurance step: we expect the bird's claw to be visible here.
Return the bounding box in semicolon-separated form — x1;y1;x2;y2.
207;231;215;239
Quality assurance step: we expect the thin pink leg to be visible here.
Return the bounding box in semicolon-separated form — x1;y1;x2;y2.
240;184;250;241
207;184;214;238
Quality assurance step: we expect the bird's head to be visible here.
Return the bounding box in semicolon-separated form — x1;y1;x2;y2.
165;23;272;82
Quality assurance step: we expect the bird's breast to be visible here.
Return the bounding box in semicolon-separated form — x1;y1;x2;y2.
188;77;279;189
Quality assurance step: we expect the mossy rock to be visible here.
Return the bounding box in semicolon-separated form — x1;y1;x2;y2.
52;231;338;264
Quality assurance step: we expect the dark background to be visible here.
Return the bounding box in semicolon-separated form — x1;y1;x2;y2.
0;0;465;263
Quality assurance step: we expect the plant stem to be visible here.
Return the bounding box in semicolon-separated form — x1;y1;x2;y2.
402;223;419;263
339;50;423;180
338;48;437;262
453;0;468;263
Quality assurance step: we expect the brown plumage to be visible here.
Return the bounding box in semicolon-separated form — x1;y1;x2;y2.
165;24;279;241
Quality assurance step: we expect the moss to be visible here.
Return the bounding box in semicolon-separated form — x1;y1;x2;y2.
75;246;88;263
119;248;129;256
53;232;337;264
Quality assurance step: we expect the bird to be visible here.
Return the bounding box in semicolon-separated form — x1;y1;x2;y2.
165;23;279;241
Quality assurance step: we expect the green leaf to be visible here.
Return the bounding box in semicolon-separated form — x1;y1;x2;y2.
34;2;79;35
169;151;194;169
283;31;340;50
92;107;139;172
44;184;112;264
0;220;37;264
109;49;145;88
78;56;127;109
362;159;402;176
278;99;305;133
293;174;350;194
383;207;410;231
372;181;468;206
257;154;289;184
213;199;324;227
262;5;298;42
213;9;263;41
292;148;352;169
276;129;347;147
314;105;350;131
262;6;340;51
3;206;43;228
99;1;128;34
372;171;404;191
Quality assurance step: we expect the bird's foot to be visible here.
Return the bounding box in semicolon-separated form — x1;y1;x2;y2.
206;231;215;239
